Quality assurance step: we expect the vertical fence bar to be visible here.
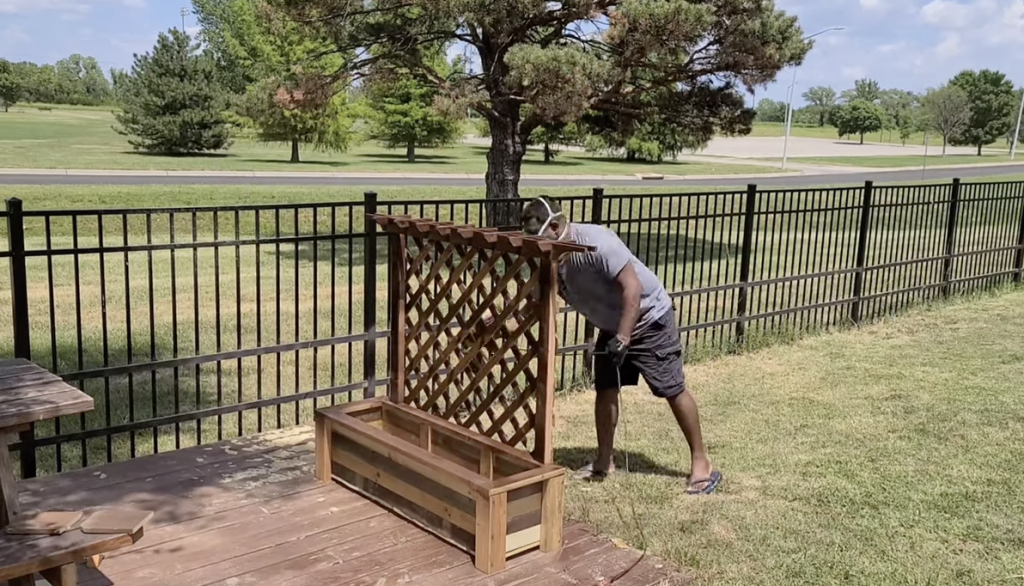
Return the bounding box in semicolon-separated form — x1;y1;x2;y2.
582;187;604;374
942;178;962;298
363;191;379;398
850;181;874;325
1015;183;1024;284
735;185;757;346
5;198;36;479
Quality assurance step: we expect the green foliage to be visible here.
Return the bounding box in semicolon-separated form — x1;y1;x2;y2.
841;78;881;104
831;100;885;144
921;84;971;155
0;59;24;112
0;55;113;106
756;98;787;123
275;0;810;218
113;29;232;154
802;86;837;126
948;69;1017;155
192;0;352;162
359;68;462;161
235;78;352;162
879;89;920;145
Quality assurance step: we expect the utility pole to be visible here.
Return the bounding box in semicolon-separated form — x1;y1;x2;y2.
1011;88;1024;160
180;7;189;32
781;26;845;170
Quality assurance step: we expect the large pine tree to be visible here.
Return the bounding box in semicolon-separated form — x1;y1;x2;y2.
114;29;232;154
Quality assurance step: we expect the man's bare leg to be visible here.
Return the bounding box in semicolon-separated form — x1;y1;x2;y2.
666;389;715;489
593;388;619;473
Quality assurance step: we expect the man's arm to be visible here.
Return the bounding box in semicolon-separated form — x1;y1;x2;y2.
614;261;642;344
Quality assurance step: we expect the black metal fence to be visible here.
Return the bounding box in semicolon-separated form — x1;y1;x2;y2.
3;177;1023;479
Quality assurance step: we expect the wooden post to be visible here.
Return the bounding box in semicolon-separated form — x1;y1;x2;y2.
539;474;565;552
388;232;408;404
314;412;331;483
475;493;508;574
942;178;962;298
851;181;875;325
532;258;559;465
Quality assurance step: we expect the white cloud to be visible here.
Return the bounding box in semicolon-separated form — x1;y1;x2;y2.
859;0;883;10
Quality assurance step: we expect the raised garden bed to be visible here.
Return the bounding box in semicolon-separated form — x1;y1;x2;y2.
315;397;566;574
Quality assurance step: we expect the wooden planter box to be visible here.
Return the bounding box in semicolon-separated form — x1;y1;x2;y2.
315;397;566;574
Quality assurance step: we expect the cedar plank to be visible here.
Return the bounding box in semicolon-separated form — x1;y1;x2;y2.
0;390;93;429
82;489;381;584
20;428;314;497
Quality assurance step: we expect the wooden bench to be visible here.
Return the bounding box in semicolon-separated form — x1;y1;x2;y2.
0;524;143;585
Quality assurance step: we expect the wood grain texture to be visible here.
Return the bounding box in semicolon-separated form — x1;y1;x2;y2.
10;426;682;586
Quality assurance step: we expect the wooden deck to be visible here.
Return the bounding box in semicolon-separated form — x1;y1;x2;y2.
12;427;687;586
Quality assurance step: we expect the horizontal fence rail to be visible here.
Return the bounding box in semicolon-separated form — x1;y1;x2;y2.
3;178;1024;478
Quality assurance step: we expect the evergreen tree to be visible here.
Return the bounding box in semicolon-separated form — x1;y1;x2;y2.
236;76;352;162
360;67;462;162
114;29;232;154
193;0;353;162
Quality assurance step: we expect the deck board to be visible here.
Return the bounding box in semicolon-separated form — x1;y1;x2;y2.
12;426;687;586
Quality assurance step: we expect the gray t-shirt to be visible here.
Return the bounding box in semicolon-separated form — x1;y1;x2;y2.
557;223;673;335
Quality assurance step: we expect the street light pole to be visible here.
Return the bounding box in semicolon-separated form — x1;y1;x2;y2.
1011;88;1024;160
781;26;845;170
180;7;189;32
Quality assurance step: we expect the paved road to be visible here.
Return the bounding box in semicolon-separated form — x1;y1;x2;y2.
1;164;1023;188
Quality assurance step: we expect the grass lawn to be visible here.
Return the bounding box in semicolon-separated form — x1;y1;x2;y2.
0;105;782;177
555;286;1024;585
787;154;1021;168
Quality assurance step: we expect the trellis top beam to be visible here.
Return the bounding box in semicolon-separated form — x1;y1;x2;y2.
368;213;594;260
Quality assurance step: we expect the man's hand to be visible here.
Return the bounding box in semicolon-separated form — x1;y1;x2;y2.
605;334;628;367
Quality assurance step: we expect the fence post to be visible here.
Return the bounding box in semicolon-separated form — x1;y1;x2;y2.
942;178;962;298
1014;183;1024;284
582;187;604;374
735;184;757;346
850;181;874;325
363;191;378;398
5;198;37;480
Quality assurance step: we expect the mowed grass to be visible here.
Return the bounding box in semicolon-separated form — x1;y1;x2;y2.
3;182;1021;478
555;286;1024;586
0;105;781;177
789;153;1022;168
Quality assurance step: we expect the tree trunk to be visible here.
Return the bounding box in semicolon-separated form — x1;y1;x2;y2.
406;140;416;162
290;139;300;163
484;108;527;227
859;132;864;145
543;142;552;163
977;143;982;156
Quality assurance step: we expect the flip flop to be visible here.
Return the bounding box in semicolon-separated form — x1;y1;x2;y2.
572;462;613;482
685;470;722;495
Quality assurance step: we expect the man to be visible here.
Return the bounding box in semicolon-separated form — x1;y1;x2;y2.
520;196;721;495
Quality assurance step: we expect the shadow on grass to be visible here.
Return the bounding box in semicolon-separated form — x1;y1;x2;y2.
355;152;461;164
554;446;690;479
237;158;350;168
123;151;232;159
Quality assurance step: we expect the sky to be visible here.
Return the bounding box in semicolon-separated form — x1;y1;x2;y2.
1;0;1023;106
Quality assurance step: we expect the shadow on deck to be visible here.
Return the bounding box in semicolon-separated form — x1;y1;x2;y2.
13;427;688;586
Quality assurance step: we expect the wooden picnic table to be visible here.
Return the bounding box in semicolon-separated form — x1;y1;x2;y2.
0;358;93;529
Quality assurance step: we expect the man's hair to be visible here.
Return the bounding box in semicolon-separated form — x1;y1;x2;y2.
520;196;563;235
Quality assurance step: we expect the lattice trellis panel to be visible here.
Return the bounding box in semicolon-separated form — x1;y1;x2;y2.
370;214;592;463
